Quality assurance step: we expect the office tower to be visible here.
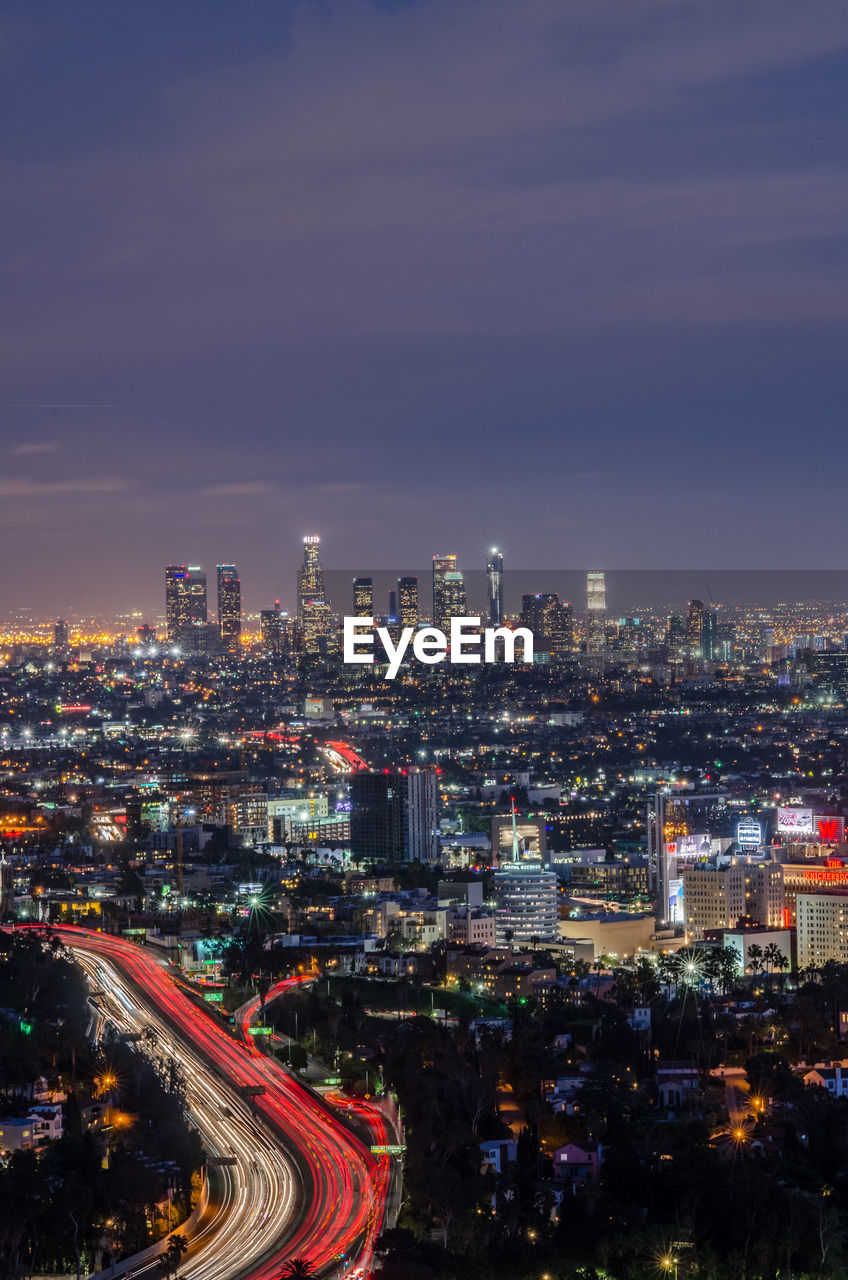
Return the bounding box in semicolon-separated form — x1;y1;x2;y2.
493;811;558;946
299;535;324;601
388;589;397;620
686;599;704;658
617;616;644;654
53;619;69;648
487;548;504;626
682;862;784;943
260;600;288;656
297;536;331;655
353;577;373;616
217;564;241;651
520;593;573;660
351;768;440;863
405;766;440;864
442;571;467;627
165;565;189;642
796;890;848;968
701;609;718;662
398;577;419;629
647;789;729;914
667;614;684;659
586;571;606;660
185;567;208;652
432;555;457;631
351;772;405;860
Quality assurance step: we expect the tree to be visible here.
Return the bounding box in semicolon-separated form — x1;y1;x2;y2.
762;942;781;988
160;1232;188;1280
773;948;790;993
747;943;764;981
280;1259;316;1279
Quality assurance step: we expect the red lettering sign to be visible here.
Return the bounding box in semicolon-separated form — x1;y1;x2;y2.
818;819;840;843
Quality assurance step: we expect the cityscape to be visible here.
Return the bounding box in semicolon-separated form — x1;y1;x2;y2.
4;2;848;1279
5;540;848;1277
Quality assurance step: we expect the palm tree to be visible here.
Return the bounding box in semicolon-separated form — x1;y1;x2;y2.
747;943;764;982
773;949;790;994
762;942;781;990
280;1259;316;1279
160;1233;188;1280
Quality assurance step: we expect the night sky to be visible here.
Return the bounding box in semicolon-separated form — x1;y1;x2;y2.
2;0;848;617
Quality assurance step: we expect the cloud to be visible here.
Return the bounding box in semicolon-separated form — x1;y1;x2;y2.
0;476;126;497
200;480;275;496
1;0;847;381
11;440;60;455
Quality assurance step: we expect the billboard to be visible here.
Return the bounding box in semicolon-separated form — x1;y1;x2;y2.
737;820;763;850
668;878;684;923
816;816;845;844
667;833;711;858
777;806;814;836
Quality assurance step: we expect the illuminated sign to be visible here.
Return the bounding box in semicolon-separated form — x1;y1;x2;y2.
668;878;684;923
803;868;848;884
370;1144;406;1155
737;820;762;850
668;833;711;858
777;806;814;835
817;817;845;843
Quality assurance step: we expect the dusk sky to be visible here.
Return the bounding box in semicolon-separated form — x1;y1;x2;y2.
3;0;848;617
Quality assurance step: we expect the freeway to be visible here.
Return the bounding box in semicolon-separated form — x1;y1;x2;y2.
18;927;387;1280
236;977;401;1250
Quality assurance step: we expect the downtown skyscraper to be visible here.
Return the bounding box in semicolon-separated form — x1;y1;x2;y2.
397;577;419;629
586;570;606;665
486;548;504;626
432;555;466;632
216;564;241;651
297;536;332;655
165;564;208;651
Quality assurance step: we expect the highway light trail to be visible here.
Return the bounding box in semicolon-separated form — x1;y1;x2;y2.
29;927;388;1279
237;976;393;1274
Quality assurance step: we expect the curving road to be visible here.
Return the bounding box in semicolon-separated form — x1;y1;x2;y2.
17;926;387;1280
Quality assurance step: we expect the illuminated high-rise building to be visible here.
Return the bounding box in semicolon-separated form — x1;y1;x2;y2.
701;608;718;662
687;599;704;657
398;577;419;629
493;811;558;946
586;570;606;661
353;577;373;616
667;614;684;659
216;564;241;651
185;567;208;652
520;593;573;659
442;571;467;628
297;536;331;655
299;535;323;600
53;619;69;649
487;548;504;626
432;555;457;631
165;565;189;643
260;600;290;657
350;767;439;863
